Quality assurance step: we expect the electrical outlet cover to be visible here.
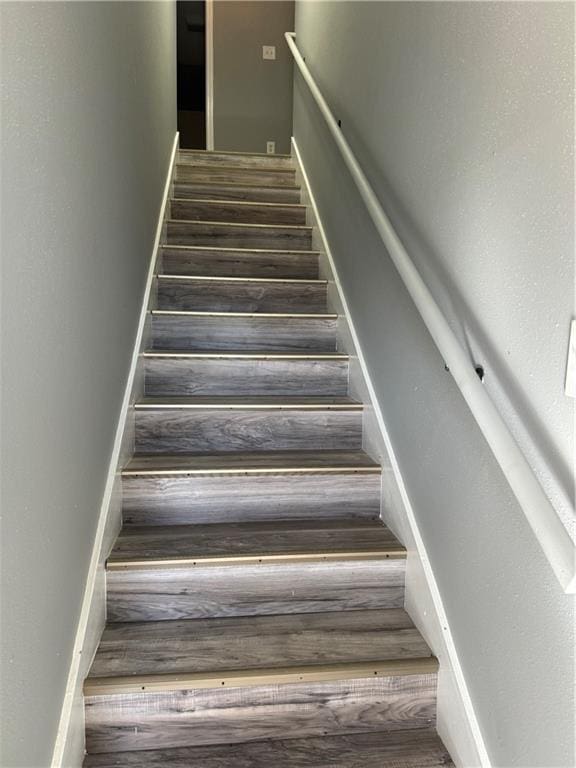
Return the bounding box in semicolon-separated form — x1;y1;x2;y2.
262;45;276;60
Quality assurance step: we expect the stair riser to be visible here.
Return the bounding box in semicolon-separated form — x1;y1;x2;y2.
122;473;381;527
151;316;337;352
167;222;312;251
173;181;301;204
160;247;318;279
177;151;294;169
134;410;363;454
144;358;349;398
171;200;306;226
157;279;327;314
176;165;297;187
106;559;405;623
85;673;435;754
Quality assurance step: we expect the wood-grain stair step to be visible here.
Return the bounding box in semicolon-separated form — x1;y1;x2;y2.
105;518;404;623
88;608;432;681
122;449;380;477
156;274;327;313
160;244;319;279
177;149;294;169
143;350;349;397
121;445;380;527
150;311;338;352
173;180;302;204
83;729;453;767
135;395;362;409
175;163;297;187
107;518;403;570
170;198;307;225
133;396;362;453
166;219;312;250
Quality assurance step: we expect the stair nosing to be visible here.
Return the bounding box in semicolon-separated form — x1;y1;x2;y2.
171;197;306;211
134;399;362;411
151;310;337;319
107;548;406;572
121;464;381;477
167;218;312;232
83;657;437;697
156;274;327;285
142;351;349;359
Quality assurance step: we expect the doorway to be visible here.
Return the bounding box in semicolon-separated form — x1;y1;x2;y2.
177;0;211;149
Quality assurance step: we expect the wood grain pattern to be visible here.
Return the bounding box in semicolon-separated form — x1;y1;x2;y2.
170;199;307;225
106;558;406;623
108;519;403;568
166;220;312;250
150;314;338;352
177;150;294;169
160;245;319;279
134;407;362;453
143;355;349;397
89;609;431;679
81;148;448;767
175;164;297;187
83;728;453;767
121;472;381;527
173;181;302;204
156;275;327;313
85;673;437;753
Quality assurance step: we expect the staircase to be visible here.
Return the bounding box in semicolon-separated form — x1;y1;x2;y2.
82;150;453;766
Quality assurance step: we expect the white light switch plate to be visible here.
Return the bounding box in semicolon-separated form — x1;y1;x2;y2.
565;319;576;397
262;45;276;60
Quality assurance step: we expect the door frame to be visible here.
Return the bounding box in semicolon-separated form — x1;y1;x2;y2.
205;0;214;149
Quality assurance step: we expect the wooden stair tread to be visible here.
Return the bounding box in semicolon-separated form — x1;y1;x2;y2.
88;608;432;680
107;518;404;569
135;396;361;409
83;729;453;767
123;450;380;475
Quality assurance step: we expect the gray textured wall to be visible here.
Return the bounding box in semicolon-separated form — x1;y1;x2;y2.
0;3;176;766
214;0;294;153
293;2;574;765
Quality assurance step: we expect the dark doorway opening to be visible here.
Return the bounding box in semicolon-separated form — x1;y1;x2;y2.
177;1;206;149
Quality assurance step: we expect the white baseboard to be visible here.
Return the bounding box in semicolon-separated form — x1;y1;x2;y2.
291;136;491;768
50;132;180;768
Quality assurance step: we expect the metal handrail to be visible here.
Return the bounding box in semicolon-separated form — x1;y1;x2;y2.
285;31;575;593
